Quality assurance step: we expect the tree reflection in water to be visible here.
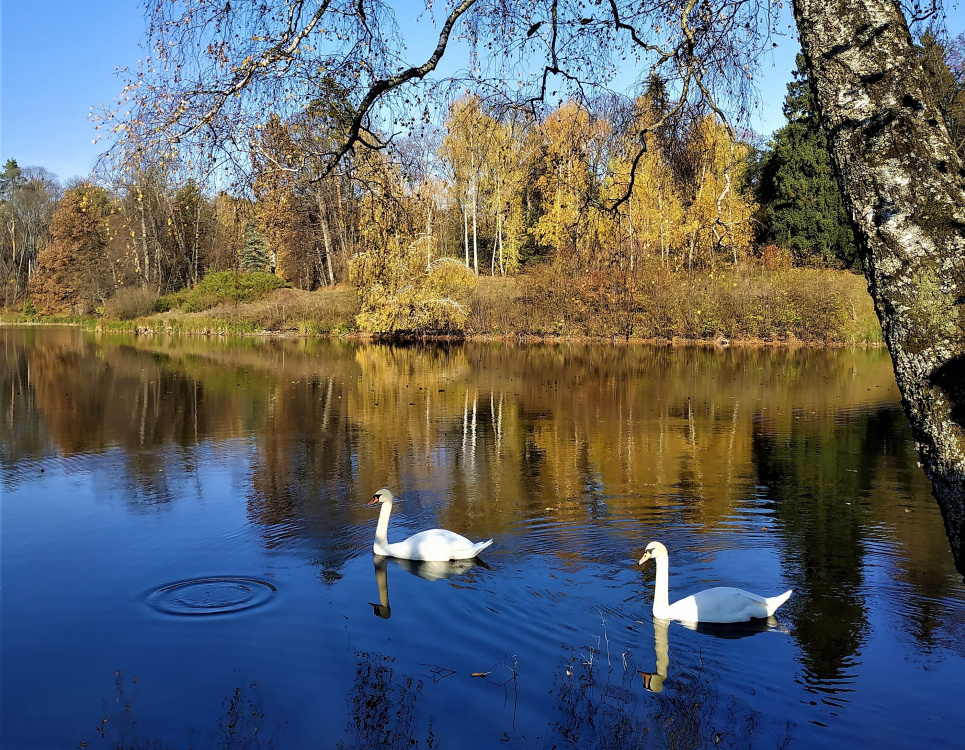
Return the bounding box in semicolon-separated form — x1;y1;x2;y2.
338;651;433;750
88;671;285;749
6;330;963;747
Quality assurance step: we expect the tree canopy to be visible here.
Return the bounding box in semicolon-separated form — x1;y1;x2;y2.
102;0;786;191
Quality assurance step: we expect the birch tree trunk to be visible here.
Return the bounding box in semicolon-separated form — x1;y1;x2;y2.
794;0;965;571
463;200;470;268
319;214;334;287
471;177;479;275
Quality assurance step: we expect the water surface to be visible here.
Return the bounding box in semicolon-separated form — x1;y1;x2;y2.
2;327;964;748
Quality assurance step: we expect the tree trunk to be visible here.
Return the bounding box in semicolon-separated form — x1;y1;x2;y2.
794;0;965;573
463;200;470;268
498;209;504;275
425;204;433;273
472;179;479;275
320;214;334;286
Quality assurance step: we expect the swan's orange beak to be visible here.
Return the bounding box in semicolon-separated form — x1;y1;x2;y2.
638;551;652;565
366;496;379;506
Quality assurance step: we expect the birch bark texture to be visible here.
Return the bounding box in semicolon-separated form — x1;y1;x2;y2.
793;0;965;571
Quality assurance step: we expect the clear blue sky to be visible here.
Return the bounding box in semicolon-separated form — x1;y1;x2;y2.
1;1;806;184
1;0;145;182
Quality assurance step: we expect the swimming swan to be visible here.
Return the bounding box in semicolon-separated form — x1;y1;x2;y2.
638;541;792;623
368;488;493;561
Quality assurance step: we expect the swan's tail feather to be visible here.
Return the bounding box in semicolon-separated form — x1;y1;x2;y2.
472;539;494;556
449;538;494;560
765;589;793;615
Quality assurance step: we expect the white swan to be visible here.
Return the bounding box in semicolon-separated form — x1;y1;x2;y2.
638;541;792;623
368;488;493;561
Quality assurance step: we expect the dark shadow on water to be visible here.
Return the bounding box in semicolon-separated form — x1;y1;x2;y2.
638;617;787;694
337;651;433;750
384;554;486;581
507;617;792;749
85;671;286;749
683;616;786;640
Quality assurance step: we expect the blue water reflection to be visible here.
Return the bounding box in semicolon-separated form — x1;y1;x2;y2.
2;327;964;749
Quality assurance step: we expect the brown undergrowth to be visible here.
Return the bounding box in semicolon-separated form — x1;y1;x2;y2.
470;263;881;344
4;264;882;344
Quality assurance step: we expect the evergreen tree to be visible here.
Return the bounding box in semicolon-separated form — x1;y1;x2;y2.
0;159;23;198
240;220;271;273
754;54;859;268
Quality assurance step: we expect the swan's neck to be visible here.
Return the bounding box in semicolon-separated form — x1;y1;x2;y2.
374;501;392;550
652;555;671;617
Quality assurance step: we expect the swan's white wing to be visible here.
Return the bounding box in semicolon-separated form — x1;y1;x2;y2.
670;587;771;623
386;529;491;561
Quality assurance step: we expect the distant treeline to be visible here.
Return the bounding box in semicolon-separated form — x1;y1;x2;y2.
1;33;961;334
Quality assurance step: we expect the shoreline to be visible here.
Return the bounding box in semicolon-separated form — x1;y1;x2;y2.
0;317;885;349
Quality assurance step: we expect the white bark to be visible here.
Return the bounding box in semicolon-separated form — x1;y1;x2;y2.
795;0;965;571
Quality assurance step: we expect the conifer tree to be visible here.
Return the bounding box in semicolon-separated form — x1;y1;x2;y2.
240;220;271;273
754;54;858;268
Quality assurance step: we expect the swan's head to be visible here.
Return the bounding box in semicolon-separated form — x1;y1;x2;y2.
638;541;668;565
367;488;395;506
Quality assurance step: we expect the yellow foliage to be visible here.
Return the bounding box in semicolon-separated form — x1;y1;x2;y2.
683;115;758;269
532;101;614;269
350;241;477;334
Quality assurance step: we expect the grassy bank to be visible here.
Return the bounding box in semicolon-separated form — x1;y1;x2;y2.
2;265;882;345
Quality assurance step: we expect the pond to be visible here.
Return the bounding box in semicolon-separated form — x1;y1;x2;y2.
2;326;964;749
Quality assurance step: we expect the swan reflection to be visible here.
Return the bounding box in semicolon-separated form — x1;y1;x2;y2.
640;616;786;693
369;554;483;619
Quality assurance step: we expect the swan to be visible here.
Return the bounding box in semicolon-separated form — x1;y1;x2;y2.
638;541;792;623
367;488;493;561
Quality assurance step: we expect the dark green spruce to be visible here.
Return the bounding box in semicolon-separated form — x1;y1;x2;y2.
754;54;859;269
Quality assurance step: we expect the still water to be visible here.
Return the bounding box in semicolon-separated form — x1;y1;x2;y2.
3;327;964;749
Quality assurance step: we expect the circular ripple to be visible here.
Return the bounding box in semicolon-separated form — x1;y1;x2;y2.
146;576;277;616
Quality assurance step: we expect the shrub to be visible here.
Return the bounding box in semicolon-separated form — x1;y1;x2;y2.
469;276;521;334
104;286;160;320
161;271;288;313
351;243;477;335
467;261;880;343
760;243;793;270
356;284;471;335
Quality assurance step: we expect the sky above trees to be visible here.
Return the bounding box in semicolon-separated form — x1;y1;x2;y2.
1;0;143;181
0;0;811;183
